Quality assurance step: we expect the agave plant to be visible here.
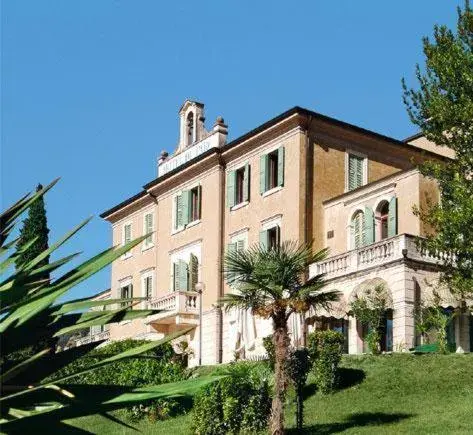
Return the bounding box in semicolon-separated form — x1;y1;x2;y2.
0;181;213;429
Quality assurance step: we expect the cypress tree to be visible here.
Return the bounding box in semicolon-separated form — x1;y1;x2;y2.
15;183;50;281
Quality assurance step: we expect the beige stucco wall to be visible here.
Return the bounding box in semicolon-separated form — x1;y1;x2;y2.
408;135;455;159
322;170;425;256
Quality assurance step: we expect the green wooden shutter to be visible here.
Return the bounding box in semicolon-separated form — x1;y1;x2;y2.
189;254;199;291
348;154;364;190
356;156;363;188
277;146;285;187
243;163;250;202
348;155;355;190
236;239;245;252
227;171;236;208
259;230;268;249
260;154;268;194
145;276;152;299
181;190;190;225
388;197;398;237
173;263;180;291
124;224;131;244
364;207;374;245
196;185;202;219
145;213;153;245
227;243;237;282
178;259;188;292
275;225;281;247
176;194;183;229
353;212;363;248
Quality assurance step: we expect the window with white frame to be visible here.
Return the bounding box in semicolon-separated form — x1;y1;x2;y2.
172;253;199;292
260;223;281;250
119;282;133;308
141;271;154;306
173;186;202;231
346;152;367;191
143;212;154;248
227;163;250;208
260;146;285;194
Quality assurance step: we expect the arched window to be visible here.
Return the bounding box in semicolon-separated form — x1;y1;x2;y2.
352;210;365;249
375;197;398;241
187;112;194;146
377;201;390;240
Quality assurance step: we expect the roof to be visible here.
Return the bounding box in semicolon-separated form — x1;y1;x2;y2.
403;132;424;143
100;106;444;219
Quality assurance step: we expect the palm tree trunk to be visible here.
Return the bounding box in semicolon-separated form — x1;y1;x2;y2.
271;314;290;435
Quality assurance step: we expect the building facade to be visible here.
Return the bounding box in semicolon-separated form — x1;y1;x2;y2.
100;101;471;365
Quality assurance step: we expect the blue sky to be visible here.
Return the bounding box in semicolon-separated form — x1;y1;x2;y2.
2;1;461;300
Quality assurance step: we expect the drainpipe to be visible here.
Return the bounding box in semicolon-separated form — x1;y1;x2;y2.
217;158;226;363
195;283;204;366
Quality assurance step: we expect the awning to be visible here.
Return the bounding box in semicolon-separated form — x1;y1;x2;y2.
423;284;471;309
307;297;349;320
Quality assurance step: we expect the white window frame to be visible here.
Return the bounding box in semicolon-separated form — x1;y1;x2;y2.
231;230;249;251
121;221;133;259
169;242;202;292
345;149;368;192
142;211;155;251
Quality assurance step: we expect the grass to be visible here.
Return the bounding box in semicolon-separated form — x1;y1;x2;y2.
7;354;473;434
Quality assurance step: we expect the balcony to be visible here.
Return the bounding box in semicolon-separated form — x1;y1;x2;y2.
309;234;444;281
70;330;110;348
147;291;199;325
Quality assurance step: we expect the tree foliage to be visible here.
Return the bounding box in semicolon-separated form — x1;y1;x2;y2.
402;1;473;297
0;181;204;429
349;285;389;354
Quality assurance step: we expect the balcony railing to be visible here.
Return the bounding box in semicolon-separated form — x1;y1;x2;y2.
73;330;110;347
309;234;443;281
148;291;199;324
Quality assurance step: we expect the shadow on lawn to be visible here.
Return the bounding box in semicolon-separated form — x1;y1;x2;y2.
287;412;414;434
303;368;366;399
1;383;196;434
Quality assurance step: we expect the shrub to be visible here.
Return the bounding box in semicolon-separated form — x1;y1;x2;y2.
125;398;181;422
50;339;187;386
307;330;344;394
191;361;272;434
262;335;275;368
286;348;312;430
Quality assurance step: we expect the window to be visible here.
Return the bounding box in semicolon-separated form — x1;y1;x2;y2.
120;283;133;308
190;186;201;222
347;153;366;191
236;167;245;204
379;202;389;240
173;254;199;292
260;146;284;194
260;225;280;250
227;164;250;208
375;197;398;241
174;186;202;230
143;212;154;248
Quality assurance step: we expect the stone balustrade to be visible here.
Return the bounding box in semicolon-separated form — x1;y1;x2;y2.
310;234;443;281
73;330;110;347
148;291;199;324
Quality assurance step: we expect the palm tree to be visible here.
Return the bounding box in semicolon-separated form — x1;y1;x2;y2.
221;241;340;434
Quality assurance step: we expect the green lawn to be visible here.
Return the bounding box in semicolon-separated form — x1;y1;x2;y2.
15;354;473;434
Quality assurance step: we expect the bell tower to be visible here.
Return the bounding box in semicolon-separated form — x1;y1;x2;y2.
178;100;206;152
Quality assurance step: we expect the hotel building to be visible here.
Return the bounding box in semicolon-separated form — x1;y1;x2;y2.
98;100;471;364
